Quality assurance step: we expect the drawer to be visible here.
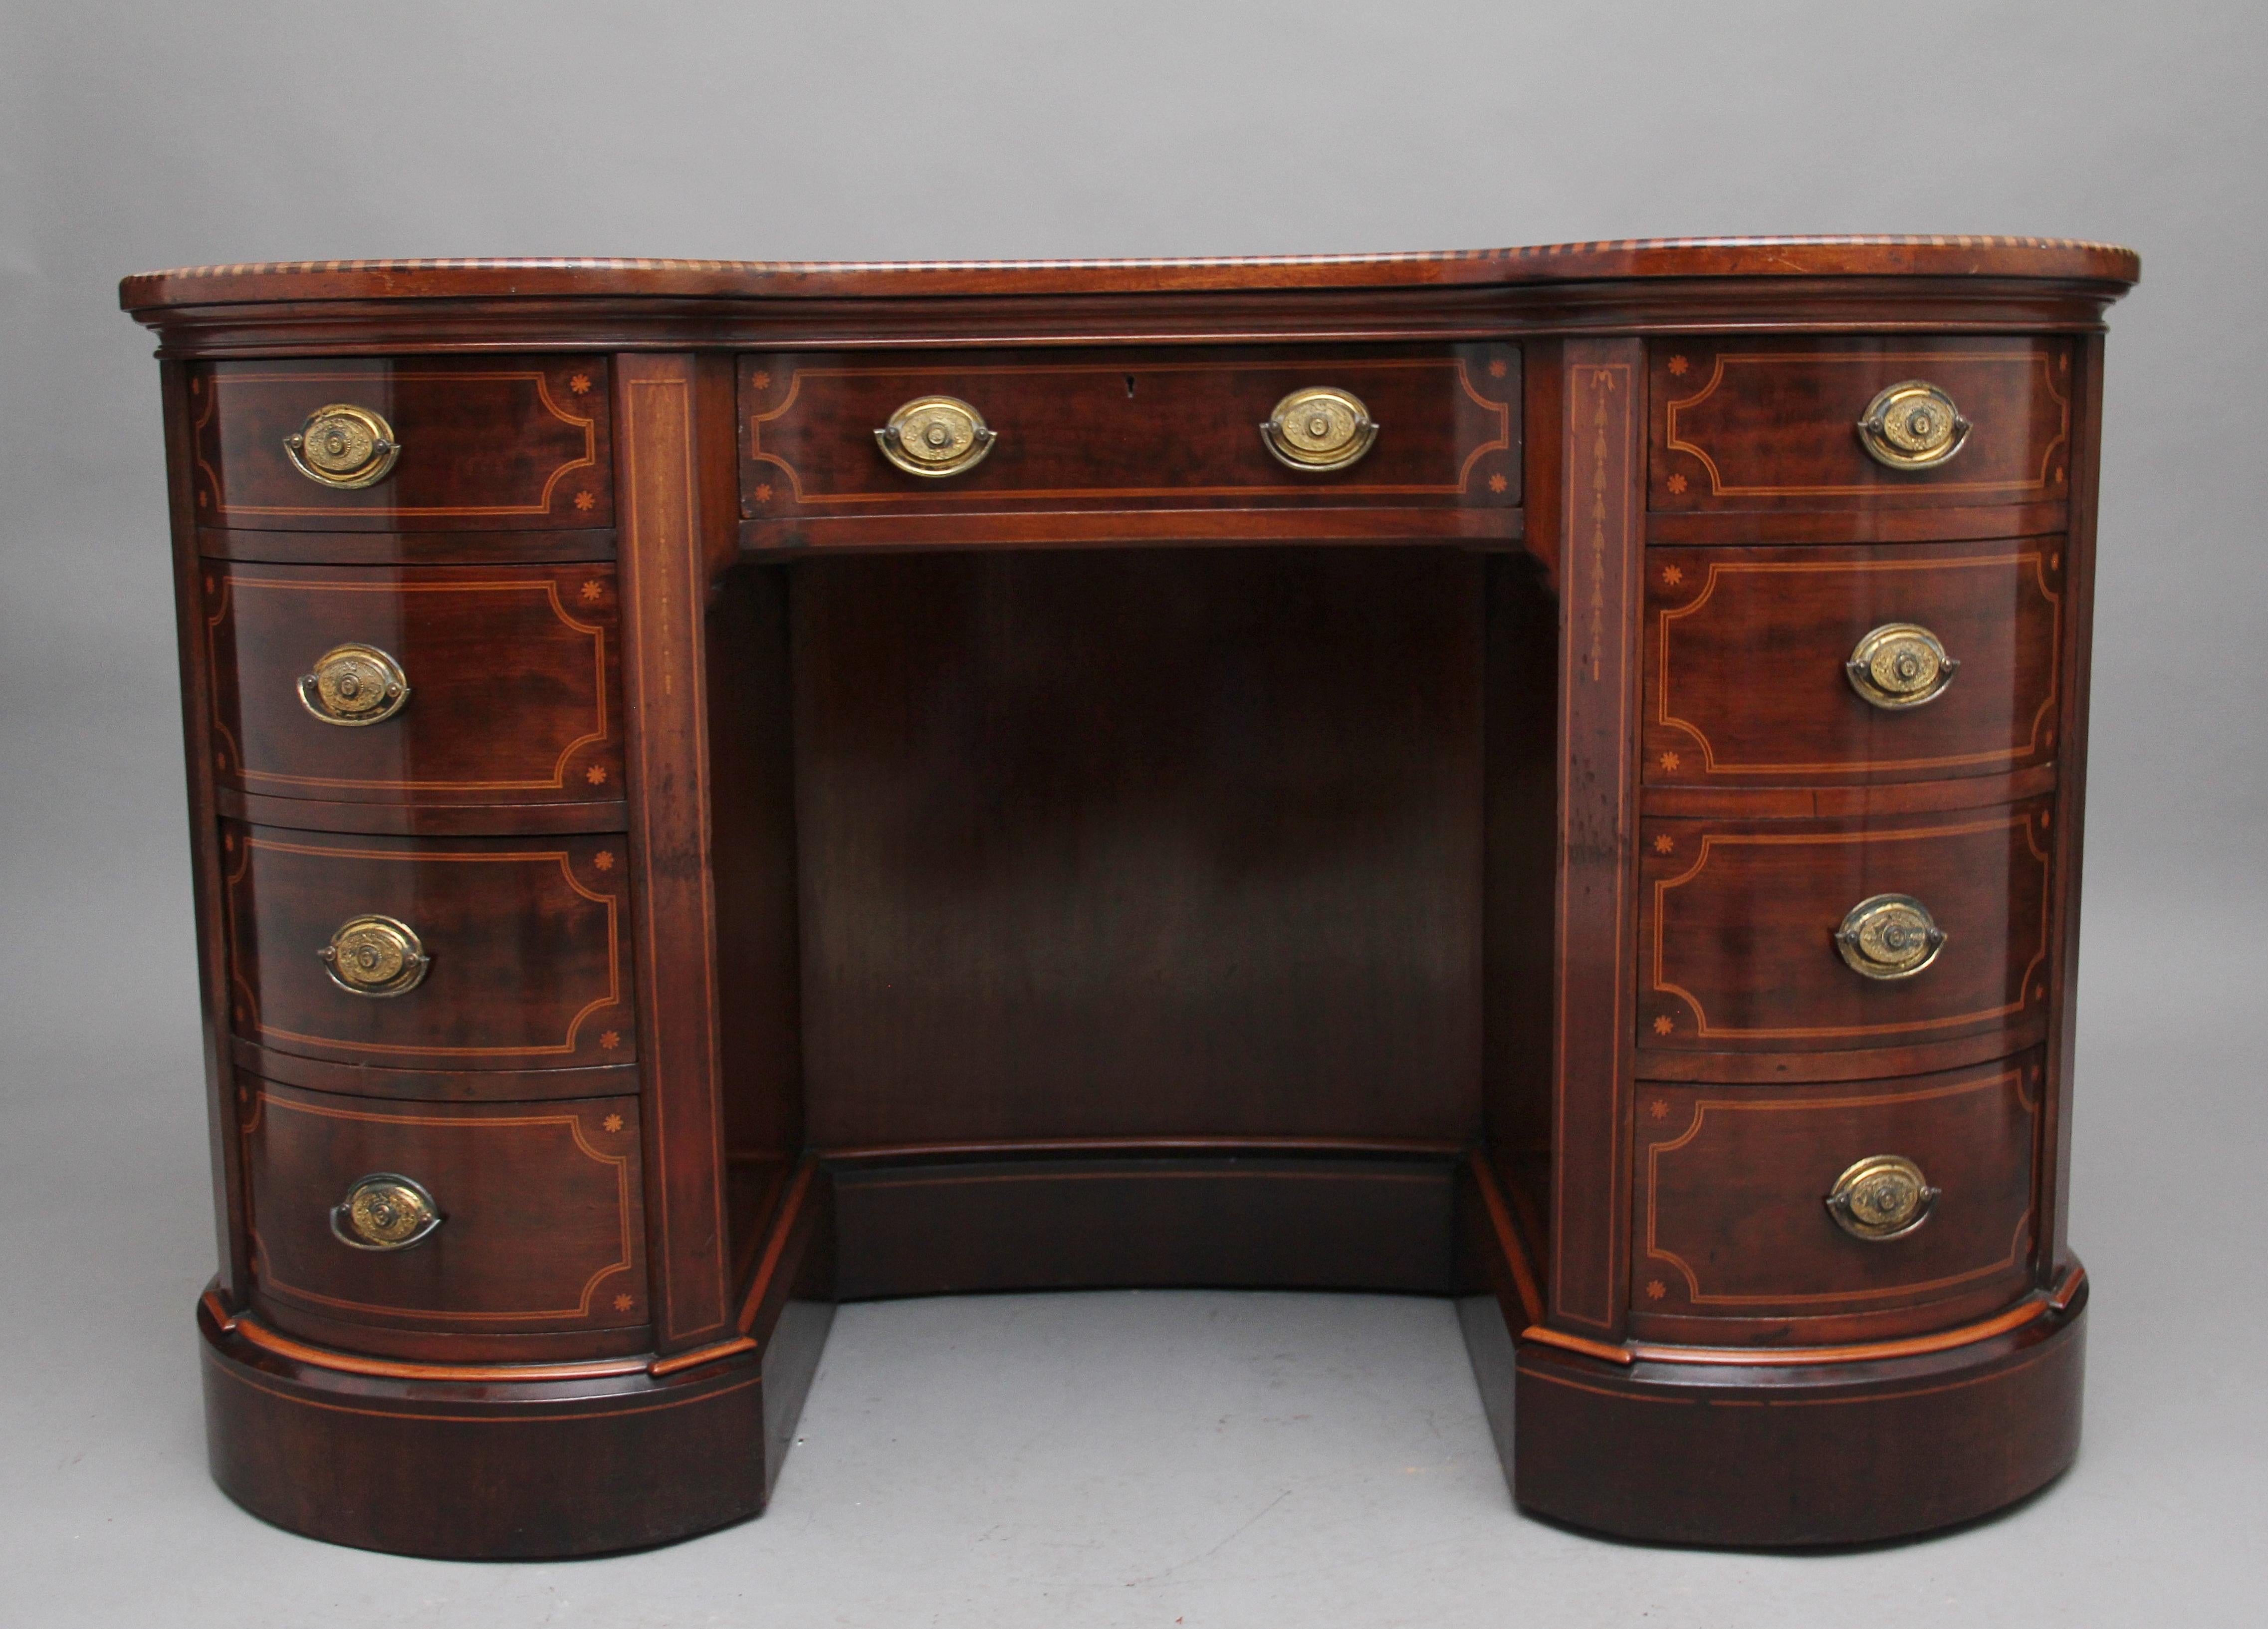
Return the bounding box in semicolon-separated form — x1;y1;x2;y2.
739;344;1518;521
243;1078;646;1341
1644;538;2062;785
1648;338;2070;511
221;823;634;1069
190;357;611;530
205;562;622;806
1639;799;2051;1053
1631;1055;2039;1339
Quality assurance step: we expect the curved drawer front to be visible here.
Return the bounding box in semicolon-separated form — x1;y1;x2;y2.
1644;539;2062;785
221;823;634;1069
1649;338;2070;512
243;1078;645;1339
1639;800;2051;1052
205;562;622;805
190;357;610;530
740;344;1519;522
1630;1055;2039;1340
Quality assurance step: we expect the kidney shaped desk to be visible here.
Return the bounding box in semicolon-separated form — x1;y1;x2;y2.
120;236;2137;1556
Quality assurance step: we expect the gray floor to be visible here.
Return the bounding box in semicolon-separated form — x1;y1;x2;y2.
3;853;2262;1624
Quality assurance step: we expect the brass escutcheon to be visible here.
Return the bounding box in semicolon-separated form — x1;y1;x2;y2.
1856;381;1970;470
283;404;401;489
1846;622;1959;710
331;1173;444;1251
875;396;997;477
298;642;411;726
1834;893;1945;980
1260;387;1379;472
318;914;430;998
1825;1155;1939;1241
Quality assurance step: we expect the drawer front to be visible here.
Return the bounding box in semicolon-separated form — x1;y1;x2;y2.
1649;338;2070;511
244;1079;646;1337
191;357;611;530
206;563;622;805
1631;1055;2039;1335
1639;800;2051;1052
222;823;634;1069
1644;539;2062;785
740;344;1519;518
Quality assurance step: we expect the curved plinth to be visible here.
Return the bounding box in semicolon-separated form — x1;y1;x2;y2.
1510;1300;2085;1546
196;1298;807;1559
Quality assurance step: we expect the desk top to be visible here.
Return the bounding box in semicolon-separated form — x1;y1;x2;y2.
120;235;2139;310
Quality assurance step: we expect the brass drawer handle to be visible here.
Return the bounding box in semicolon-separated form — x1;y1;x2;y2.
298;642;411;726
1834;893;1945;980
1856;381;1969;470
331;1173;444;1251
1825;1155;1939;1241
1260;386;1379;472
1846;622;1958;710
318;914;430;998
283;404;401;489
876;396;996;477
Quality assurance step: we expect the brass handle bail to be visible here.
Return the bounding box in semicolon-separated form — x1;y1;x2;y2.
876;396;997;477
284;404;401;489
1825;1156;1939;1241
1260;387;1379;472
298;642;411;726
1834;894;1945;980
318;914;430;998
1846;623;1958;710
1856;381;1969;470
331;1173;444;1251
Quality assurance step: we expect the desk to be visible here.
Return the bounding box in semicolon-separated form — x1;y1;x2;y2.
122;237;2137;1555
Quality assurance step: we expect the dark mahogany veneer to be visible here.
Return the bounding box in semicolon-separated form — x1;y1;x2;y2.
123;237;2137;1557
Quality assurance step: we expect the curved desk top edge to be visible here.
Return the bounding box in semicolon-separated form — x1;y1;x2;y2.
120;236;2141;313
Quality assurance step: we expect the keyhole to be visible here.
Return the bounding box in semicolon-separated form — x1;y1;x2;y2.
1124;375;1136;398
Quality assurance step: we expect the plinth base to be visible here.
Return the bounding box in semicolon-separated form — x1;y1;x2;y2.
1486;1299;2085;1547
197;1296;832;1559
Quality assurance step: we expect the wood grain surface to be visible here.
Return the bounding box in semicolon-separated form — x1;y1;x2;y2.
220;823;634;1070
1643;537;2062;786
243;1079;645;1341
1629;1053;2039;1341
1640;799;2053;1053
189;357;611;529
205;561;623;806
739;344;1518;526
1649;337;2072;513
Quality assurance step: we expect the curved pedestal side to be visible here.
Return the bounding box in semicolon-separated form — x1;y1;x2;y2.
197;1296;833;1559
1501;1298;2085;1547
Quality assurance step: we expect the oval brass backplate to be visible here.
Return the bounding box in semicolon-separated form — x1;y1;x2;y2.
1846;622;1958;710
331;1173;444;1251
298;642;412;726
1856;380;1969;470
1825;1155;1939;1241
1834;893;1946;981
317;914;430;998
875;396;997;477
1260;387;1379;472
283;403;401;489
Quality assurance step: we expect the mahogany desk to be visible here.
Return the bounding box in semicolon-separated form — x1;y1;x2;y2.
121;237;2138;1556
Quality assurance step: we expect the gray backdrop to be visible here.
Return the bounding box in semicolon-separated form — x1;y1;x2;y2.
4;2;2261;1623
